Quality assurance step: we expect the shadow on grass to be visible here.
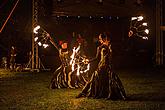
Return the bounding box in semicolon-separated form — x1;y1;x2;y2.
127;92;165;102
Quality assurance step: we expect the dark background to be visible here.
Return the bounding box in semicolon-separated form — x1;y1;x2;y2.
0;0;163;70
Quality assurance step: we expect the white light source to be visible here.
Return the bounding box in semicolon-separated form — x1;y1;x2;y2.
38;42;42;46
144;29;149;34
131;17;137;21
33;25;40;34
142;36;148;40
142;23;147;26
34;37;38;42
137;16;143;21
43;44;49;48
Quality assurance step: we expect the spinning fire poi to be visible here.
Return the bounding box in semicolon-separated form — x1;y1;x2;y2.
33;25;90;89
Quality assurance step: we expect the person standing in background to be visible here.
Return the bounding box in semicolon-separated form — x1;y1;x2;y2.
9;46;17;71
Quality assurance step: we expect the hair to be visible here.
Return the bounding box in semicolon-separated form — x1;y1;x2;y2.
99;33;107;41
59;40;68;46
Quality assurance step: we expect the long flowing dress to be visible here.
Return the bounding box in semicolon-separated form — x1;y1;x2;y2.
50;48;71;89
50;47;87;89
77;44;126;100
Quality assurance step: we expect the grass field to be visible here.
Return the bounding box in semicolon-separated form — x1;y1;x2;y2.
0;67;165;110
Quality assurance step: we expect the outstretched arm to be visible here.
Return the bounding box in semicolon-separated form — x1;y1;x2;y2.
89;46;100;62
47;34;59;51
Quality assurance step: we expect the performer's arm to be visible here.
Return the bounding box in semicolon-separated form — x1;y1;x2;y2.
89;46;100;62
47;34;59;50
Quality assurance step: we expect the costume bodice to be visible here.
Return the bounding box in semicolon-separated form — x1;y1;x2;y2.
98;44;112;69
59;49;70;66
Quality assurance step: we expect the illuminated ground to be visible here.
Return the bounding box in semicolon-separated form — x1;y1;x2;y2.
0;67;165;110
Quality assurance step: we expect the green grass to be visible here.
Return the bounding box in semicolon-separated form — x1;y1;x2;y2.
0;68;165;110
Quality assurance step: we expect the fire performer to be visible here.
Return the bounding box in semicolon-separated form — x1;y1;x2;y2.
76;33;126;100
68;34;88;88
48;34;89;89
49;40;71;89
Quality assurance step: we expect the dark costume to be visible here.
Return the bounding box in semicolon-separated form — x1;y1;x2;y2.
50;44;87;89
68;44;87;89
10;46;17;71
77;44;126;100
50;48;71;89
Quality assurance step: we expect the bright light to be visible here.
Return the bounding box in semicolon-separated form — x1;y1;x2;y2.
77;65;80;76
131;17;137;21
80;63;90;73
34;37;38;42
33;25;40;34
38;42;42;46
142;23;147;26
46;33;50;37
142;37;148;40
70;47;76;65
43;44;49;48
137;16;143;21
145;29;149;34
70;45;90;75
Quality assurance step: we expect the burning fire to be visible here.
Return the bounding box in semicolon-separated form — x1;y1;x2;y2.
70;45;90;76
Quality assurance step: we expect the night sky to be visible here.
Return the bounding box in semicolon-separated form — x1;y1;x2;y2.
0;0;161;69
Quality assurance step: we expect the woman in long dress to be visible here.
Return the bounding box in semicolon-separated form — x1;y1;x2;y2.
76;33;126;100
49;39;87;89
49;41;71;89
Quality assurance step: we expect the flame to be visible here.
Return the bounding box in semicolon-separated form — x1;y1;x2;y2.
77;65;80;76
70;45;90;76
80;63;90;73
33;25;40;34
